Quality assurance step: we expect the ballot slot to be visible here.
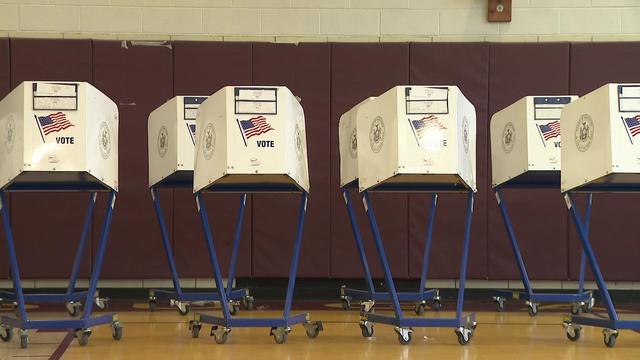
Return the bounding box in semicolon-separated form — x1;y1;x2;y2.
184;96;208;120
618;85;640;113
234;87;278;115
32;82;78;111
405;86;449;115
533;97;572;120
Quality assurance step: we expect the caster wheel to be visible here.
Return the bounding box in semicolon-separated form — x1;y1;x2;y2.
12;302;19;318
76;329;91;346
111;321;123;341
243;296;254;311
66;302;81;317
395;327;412;345
571;303;581;315
493;297;505;312
414;302;425;315
359;321;374;338
565;325;581;342
177;304;190;316
583;297;595;313
527;303;538;317
270;327;290;344
360;300;375;314
341;297;351;311
20;333;28;349
304;321;323;338
455;327;472;346
95;298;108;311
229;302;240;315
212;326;231;344
149;299;157;311
189;321;201;338
0;326;13;342
430;298;443;312
603;330;618;348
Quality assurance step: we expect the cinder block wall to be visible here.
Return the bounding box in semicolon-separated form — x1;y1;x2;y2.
0;0;638;42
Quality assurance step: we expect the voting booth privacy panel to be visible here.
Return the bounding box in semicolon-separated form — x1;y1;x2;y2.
338;97;375;188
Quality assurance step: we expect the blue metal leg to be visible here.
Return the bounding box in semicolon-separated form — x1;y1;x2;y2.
0;192;28;320
282;193;308;319
82;191;117;322
578;194;591;294
341;187;376;296
225;194;247;296
418;194;438;294
151;188;183;296
362;191;403;321
195;192;232;321
456;192;474;320
566;193;618;322
66;193;98;297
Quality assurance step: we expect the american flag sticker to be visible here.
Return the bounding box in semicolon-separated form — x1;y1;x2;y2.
236;115;275;146
536;120;560;147
622;115;640;144
408;115;446;146
187;123;197;145
34;112;74;142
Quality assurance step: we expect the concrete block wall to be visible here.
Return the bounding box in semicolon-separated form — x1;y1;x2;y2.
0;0;639;42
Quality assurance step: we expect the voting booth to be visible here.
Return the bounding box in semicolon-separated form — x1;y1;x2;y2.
488;96;593;317
352;85;477;346
560;84;640;347
188;86;322;345
0;81;121;348
146;96;252;316
337;96;443;316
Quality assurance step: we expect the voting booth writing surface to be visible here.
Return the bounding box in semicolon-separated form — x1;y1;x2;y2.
148;95;205;188
356;85;476;193
491;96;577;188
0;81;118;191
561;83;640;193
194;86;309;193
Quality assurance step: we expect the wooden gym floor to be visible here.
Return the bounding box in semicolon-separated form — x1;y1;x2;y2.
0;300;639;359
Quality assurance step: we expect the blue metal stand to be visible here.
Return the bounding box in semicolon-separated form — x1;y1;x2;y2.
358;190;477;345
188;191;322;344
492;188;593;316
148;188;253;315
563;192;640;348
339;186;441;314
0;191;122;348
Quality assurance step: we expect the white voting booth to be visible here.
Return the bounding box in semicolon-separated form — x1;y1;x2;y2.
148;96;205;187
356;85;476;192
491;96;577;187
194;86;309;193
561;83;640;192
0;81;118;191
0;81;121;348
339;97;375;188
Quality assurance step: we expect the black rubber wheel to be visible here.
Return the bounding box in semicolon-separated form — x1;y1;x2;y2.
177;304;190;316
341;299;351;311
604;333;617;348
230;303;240;315
191;325;201;338
527;304;538;317
112;324;123;341
398;332;412;345
566;327;581;342
431;299;443;312
571;304;581;315
20;334;28;349
77;331;90;346
414;303;425;315
583;300;594;313
0;327;13;342
495;300;505;312
96;300;107;311
456;330;471;346
149;300;157;311
360;323;374;338
214;331;229;344
305;322;322;338
273;332;287;344
244;297;254;311
67;303;80;317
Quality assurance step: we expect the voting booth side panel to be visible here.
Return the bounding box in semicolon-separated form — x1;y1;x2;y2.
338;109;357;188
560;86;613;193
148;97;179;188
284;92;310;192
0;85;25;188
490;98;528;187
194;88;228;193
85;84;118;191
457;91;477;191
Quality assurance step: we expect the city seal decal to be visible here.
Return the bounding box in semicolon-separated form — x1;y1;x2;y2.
294;123;304;161
501;122;515;154
4;116;15;154
574;114;594;152
349;127;357;159
202;123;216;160
369;116;385;154
99;121;111;160
462;116;470;154
157;126;168;158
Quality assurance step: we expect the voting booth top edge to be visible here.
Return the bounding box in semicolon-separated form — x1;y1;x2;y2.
560;83;640;193
193;85;310;194
490;95;577;188
0;81;119;192
352;85;477;193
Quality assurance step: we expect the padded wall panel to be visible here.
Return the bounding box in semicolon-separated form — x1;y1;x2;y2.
487;43;570;280
568;42;640;281
172;42;253;277
92;41;173;278
251;43;331;277
9;39;93;278
330;43;410;278
409;43;489;279
0;38;9;277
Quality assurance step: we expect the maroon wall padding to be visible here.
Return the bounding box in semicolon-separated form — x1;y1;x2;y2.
487;43;570;280
408;43;489;279
92;41;173;278
251;43;331;277
568;42;640;281
172;42;253;277
9;39;93;278
330;43;410;278
0;38;10;277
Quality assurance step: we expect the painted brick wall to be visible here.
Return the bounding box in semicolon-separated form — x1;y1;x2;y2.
0;0;639;42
